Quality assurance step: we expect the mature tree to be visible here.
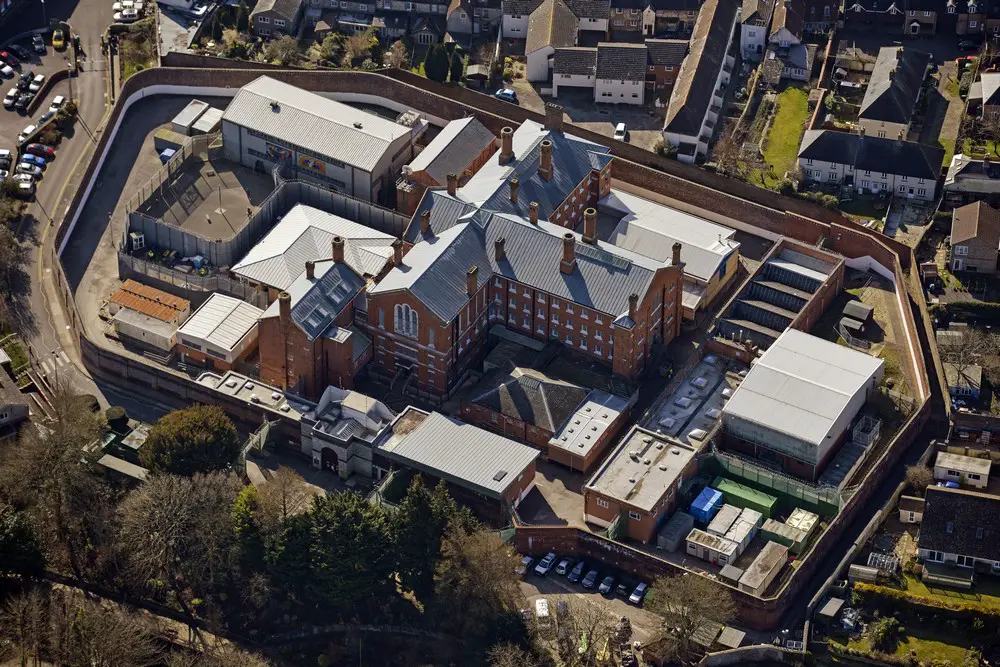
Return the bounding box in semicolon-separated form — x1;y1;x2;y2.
141;405;240;476
264;511;313;608
264;35;302;66
393;477;455;601
47;594;162;667
387;40;408;68
222;29;250;59
167;644;273;667
236;1;250;31
449;52;464;83
341;28;378;66
646;574;737;663
119;473;242;616
425;44;450;82
256;466;315;534
0;221;29;329
488;642;542;667
0;504;44;581
0;589;48;667
0;385;107;579
553;599;629;666
905;464;934;493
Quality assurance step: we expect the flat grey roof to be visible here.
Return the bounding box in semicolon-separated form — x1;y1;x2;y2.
935;451;991;476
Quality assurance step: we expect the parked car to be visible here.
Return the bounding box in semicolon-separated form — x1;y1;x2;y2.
14;93;32;112
581;569;600;589
555;558;573;576
629;582;648;605
0;149;11;166
0;169;7;180
38;109;55;124
3;89;17;109
12;173;34;185
0;65;13;79
49;95;65;111
598;575;616;595
0;51;19;68
28;74;45;93
10;45;30;61
114;8;140;22
187;3;209;16
26;144;55;159
52;29;66;50
567;560;586;583
613;122;628;142
959;39;981;51
16;162;42;177
615;580;632;598
32;35;46;54
494;88;519;105
17;72;33;91
20;154;46;167
15;180;35;198
515;555;534;576
17;124;37;143
533;552;558;576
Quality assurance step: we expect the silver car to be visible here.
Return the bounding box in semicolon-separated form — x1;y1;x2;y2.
16;162;41;177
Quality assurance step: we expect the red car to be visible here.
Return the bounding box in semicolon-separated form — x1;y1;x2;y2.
0;51;18;67
24;143;54;159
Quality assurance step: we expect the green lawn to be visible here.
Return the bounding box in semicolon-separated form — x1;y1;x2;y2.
2;338;29;372
904;573;1000;610
938;137;956;167
961;138;1000;158
843;633;970;664
838;195;889;221
762;87;810;186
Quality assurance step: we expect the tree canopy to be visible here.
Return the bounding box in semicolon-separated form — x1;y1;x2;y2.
140;405;240;476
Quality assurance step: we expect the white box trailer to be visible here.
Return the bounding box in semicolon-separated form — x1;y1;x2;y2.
686;528;739;566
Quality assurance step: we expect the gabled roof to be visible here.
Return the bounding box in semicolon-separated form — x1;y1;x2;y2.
177;294;263;352
770;0;804;38
554;47;598;75
596;43;648;82
981;72;1000;106
951;200;1000;247
110;280;190;322
664;0;740;136
412;13;446;35
231;204;395;291
566;0;612;18
859;47;930;125
798;130;944;180
406;117;497;186
250;0;303;20
919;486;1000;562
262;259;366;341
505;0;544;13
466;367;590;433
526;0;579;54
645;38;687;67
742;0;776;25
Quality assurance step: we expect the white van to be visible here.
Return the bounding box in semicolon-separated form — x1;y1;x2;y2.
534;599;552;627
17;124;37;144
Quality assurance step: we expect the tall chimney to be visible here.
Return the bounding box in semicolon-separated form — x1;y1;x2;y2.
545;102;564;133
446;172;458;197
672;242;682;267
332;236;345;264
279;291;291;324
510;177;519;205
628;293;638;322
495;237;506;262
466;265;479;297
529;201;539;224
560;233;575;274
583;207;598;244
539;140;553;181
499;126;514;164
305;260;315;280
420;209;431;234
392;239;403;266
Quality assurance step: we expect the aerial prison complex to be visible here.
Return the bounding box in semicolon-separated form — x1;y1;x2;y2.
85;69;930;627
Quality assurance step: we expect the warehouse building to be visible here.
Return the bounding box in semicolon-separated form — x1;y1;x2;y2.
721;329;885;481
222;76;423;203
176;294;264;371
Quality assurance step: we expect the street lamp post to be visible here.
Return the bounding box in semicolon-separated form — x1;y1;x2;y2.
41;0;46;26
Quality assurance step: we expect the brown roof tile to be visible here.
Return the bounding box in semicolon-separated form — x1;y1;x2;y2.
951;200;1000;247
110;279;190;323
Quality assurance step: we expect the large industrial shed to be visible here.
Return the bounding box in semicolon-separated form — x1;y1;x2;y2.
721;329;884;481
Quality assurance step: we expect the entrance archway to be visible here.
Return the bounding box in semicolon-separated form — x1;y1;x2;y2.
321;448;338;473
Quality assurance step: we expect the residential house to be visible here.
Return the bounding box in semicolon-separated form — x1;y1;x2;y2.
526;0;579;81
553;41;684;100
945;155;1000;208
944;362;984;400
662;0;740;163
251;0;305;37
949;200;1000;273
552;46;599;96
447;0;474;34
769;0;803;47
803;0;836;30
610;0;649;33
857;47;930;139
969;72;1000;118
502;0;543;37
645;38;687;92
934;451;991;489
610;0;701;36
595;43;648;104
918;486;1000;576
956;0;986;35
843;0;904;30
568;0;613;33
411;14;447;44
903;0;940;34
796;130;944;202
898;495;923;523
741;0;776;60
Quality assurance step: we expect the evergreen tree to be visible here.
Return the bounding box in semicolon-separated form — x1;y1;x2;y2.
140;405;240;476
449;52;464;83
237;1;250;31
393;477;455;601
425;44;449;82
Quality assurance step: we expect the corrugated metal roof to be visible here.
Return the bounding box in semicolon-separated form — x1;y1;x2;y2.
222;76;412;172
232;204;395;291
177;293;263;352
378;411;539;498
406;117;497;186
110;280;190;323
722;329;884;448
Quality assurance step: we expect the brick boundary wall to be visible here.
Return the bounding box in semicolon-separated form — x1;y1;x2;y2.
26;68;71;117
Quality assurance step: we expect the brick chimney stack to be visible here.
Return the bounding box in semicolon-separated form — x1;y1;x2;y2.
446;172;458;196
392;239;403;266
420;209;431;234
466;265;479;297
499;126;514;164
583;207;598;244
628;293;638;322
305;261;315;280
529;201;539;224
278;291;291;324
332;236;345;264
539;140;553;181
495;237;506;262
544;102;564;133
560;233;575;274
672;242;682;267
510;177;519;204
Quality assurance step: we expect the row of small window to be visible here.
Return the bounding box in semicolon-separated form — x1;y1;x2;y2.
803;161;926;183
507;314;613;356
599;91;641;98
255;16;286;26
595;498;643;521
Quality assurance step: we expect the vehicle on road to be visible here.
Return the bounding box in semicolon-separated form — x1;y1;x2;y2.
629;582;648;605
17;72;33;91
567;560;586;583
187;3;209;16
112;0;141;10
581;569;600;589
28;74;45;93
494;88;519;105
0;65;13;79
17;124;37;143
52;29;66;50
958;39;980;50
14;93;33;112
598;575;616;595
3;89;17;109
26;144;55;159
1;51;19;68
534;552;557;576
555;558;573;576
16;162;42;177
114;8;141;22
32;35;46;54
613;122;628;142
515;555;534;576
20;154;46;167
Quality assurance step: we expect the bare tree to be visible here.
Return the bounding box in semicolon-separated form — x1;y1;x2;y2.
554;599;628;666
47;592;162;667
255;466;315;534
166;643;273;667
982;111;1000;155
646;574;737;663
0;589;48;667
386;40;408;68
904;465;934;493
488;642;541;667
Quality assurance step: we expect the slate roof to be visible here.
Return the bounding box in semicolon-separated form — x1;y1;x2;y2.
526;0;579;54
797;130;944;180
742;0;776;25
951;200;1000;247
505;0;544;13
919;486;1000;562
467;367;590;433
566;0;612;18
859;47;930;126
406;117;497;186
645;39;688;67
251;0;303;21
596;43;648;81
980;72;1000;106
770;0;804;39
261;260;366;341
553;47;599;75
664;0;740;136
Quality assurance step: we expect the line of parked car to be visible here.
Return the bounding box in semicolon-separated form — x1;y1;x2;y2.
519;552;649;606
113;0;145;23
4;72;50;114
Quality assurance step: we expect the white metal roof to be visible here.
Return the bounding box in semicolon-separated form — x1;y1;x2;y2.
222;76;412;172
934;451;992;476
600;188;740;282
177;293;264;352
722;329;884;448
548;389;630;459
232;204;395;291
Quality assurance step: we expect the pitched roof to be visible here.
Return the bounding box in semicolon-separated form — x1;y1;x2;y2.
553;47;598;75
951;200;1000;247
177;294;263;352
919;486;1000;562
770;0;804;39
467;367;590;432
742;0;776;25
859;47;930;125
664;0;740;136
411;13;446;35
110;280;190;323
406;117;498;186
262;259;366;341
526;0;579;55
596;43;648;82
645;38;688;67
982;72;1000;106
250;0;303;20
566;0;612;18
505;0;544;13
222;77;411;172
231;204;396;291
798;130;944;180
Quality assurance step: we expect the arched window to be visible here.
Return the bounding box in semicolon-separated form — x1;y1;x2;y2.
394;303;419;339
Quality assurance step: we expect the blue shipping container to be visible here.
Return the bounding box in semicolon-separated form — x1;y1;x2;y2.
690;487;724;524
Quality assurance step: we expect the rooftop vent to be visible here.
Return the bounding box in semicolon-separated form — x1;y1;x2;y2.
585;407;592;412
246;382;255;390
270;101;280;111
493;470;508;482
670;448;681;455
659;465;668;471
250;394;259;403
280;405;290;412
644;459;651;465
656;443;664;449
225;379;238;388
628;477;636;483
353;121;363;129
271;392;281;400
643;437;652;444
